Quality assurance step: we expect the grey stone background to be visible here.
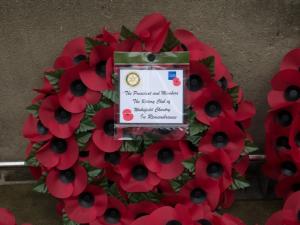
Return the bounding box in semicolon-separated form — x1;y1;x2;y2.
0;0;299;161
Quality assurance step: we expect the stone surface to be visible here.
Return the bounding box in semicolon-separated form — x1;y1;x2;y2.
0;0;299;160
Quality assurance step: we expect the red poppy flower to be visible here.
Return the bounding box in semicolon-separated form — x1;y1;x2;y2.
280;48;300;71
195;151;232;191
144;141;184;179
185;61;212;105
46;163;87;199
92;107;122;152
131;205;193;225
214;62;235;90
36;136;78;170
128;201;160;220
275;175;300;199
22;115;52;142
32;77;54;104
80;45;114;91
179;140;199;159
96;28;119;46
157;180;179;206
58;63;101;113
118;154;160;192
64;185;108;224
88;142;122;169
178;177;221;210
289;116;300;152
134;13;170;52
268;70;300;108
193;83;234;125
198;117;245;162
0;208;16;225
90;197;132;225
188;204;222;225
219;189;235;209
54;37;87;69
39;95;84;138
234;100;256;129
233;155;249;176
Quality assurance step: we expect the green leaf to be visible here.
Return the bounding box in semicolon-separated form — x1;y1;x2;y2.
100;179;127;203
228;86;239;106
81;162;102;182
161;29;180;52
244;140;259;154
120;139;143;153
102;90;119;104
120;25;138;40
76;131;92;148
170;170;192;192
45;70;63;91
33;177;48;194
128;192;162;203
230;177;250;190
182;154;200;173
85;37;105;54
77;117;96;133
200;56;215;75
26;104;40;117
186;134;201;146
189;121;208;136
62;214;79;225
25;152;39;167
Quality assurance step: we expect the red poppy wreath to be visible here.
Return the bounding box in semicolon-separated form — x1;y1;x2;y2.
0;208;31;225
23;13;257;224
263;48;300;199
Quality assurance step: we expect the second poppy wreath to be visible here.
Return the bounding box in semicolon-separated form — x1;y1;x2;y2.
22;13;257;225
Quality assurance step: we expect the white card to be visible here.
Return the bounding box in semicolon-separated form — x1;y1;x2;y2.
119;69;184;124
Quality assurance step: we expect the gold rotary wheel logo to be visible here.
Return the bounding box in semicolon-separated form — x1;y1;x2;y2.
126;72;140;87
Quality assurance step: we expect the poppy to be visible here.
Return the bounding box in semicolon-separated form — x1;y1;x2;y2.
32;77;54;104
39;95;84;139
193;83;234;125
178;177;221;210
275;175;300;199
64;185;108;224
128;201;160;220
157;180;180;206
92;107;122;152
233;155;249;176
234;100;256;129
88;142;122;169
22;115;52;142
25;143;43;180
214;62;235;90
179;140;199;160
131;204;193;225
219;189;235;209
280;48;300;71
36;136;78;170
58;63;101;113
198;117;245;162
144;141;184;179
289;116;300;152
54;37;87;69
80;45;114;91
188;204;222;225
90;197;132;225
268;70;300;108
0;208;16;225
46;163;87;199
185;61;212;106
153;128;185;141
134;13;170;52
96;28;119;47
118;154;160;192
195;151;232;191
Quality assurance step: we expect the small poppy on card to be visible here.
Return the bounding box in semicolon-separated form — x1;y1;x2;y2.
122;108;134;121
173;77;181;86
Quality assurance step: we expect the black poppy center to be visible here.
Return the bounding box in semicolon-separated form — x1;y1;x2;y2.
186;74;203;92
281;161;297;176
59;169;75;183
51;138;68;154
70;79;87;96
190;188;206;204
295;132;300;147
37;121;48;135
104;208;121;224
206;163;224;178
166;220;182;225
187;141;198;152
198;219;212;225
103;120;115;136
73;54;87;64
284;85;300;101
292;183;300;192
275;136;290;150
205;101;221;117
79;151;89;158
131;165;148;181
78;192;95;208
104;151;121;165
277;110;293;127
95;60;107;77
212;132;228;148
157;148;174;164
54;107;71;124
217;77;228;90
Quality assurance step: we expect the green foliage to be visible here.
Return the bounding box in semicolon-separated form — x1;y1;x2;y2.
100;179;127;203
62;214;79;225
161;29;180;52
230;176;250;190
228;86;239;107
33;176;48;194
128;192;162;203
120;25;138;40
170;170;192;192
120;139;144;153
244;140;259;154
102;90;119;104
76;116;96;133
182;153;200;173
81;162;102;182
200;56;215;75
186;109;208;146
25;142;43;167
85;37;105;54
26;103;40;117
44;70;63;91
75;131;92;148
